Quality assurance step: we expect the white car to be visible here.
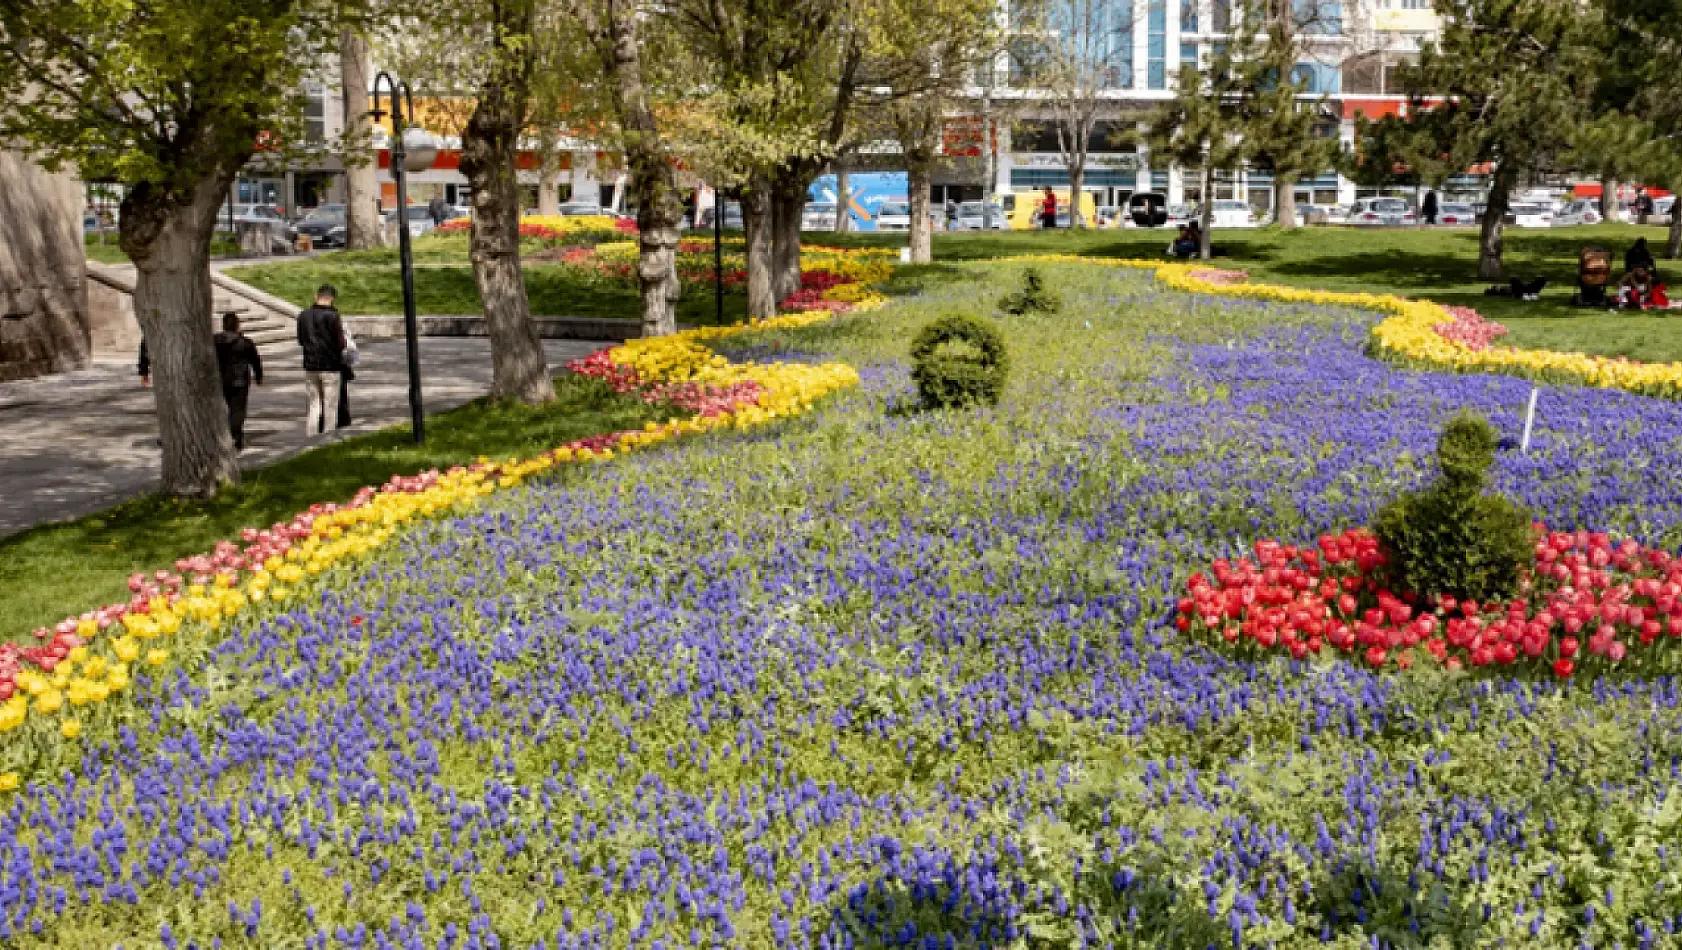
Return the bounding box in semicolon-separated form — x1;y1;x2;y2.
1348;197;1416;226
1165;203;1198;228
875;201;912;231
953;201;1006;230
385;205;437;238
1207;199;1259;228
1436;202;1478;226
1504;203;1554;228
1553;199;1602;227
801;202;838;231
556;202;605;217
1651;196;1676;226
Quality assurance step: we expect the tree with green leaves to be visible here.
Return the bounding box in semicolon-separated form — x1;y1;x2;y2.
1357;0;1598;279
1575;0;1682;259
566;0;688;337
876;0;1000;262
1148;5;1262;259
1246;0;1341;229
0;0;348;496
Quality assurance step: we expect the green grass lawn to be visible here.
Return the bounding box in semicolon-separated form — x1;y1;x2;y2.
0;375;683;639
819;223;1682;363
231;233;750;325
223;223;1680;358
85;233;241;265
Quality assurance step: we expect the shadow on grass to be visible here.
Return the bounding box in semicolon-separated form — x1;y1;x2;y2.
0;375;683;637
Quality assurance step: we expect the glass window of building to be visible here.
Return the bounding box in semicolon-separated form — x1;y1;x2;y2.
1148;0;1167;89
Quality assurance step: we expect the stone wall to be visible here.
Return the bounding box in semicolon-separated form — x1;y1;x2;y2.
0;152;89;381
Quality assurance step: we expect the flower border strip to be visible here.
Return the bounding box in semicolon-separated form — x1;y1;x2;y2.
1000;254;1682;400
0;299;874;787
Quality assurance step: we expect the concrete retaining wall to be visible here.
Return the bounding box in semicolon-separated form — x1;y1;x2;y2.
0;152;89;381
344;314;641;343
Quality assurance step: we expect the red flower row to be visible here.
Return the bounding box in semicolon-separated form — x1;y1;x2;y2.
1176;527;1682;678
564;350;766;418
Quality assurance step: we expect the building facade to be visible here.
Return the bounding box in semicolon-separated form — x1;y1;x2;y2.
951;0;1444;215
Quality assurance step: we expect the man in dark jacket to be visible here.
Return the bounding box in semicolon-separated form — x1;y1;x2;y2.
296;284;346;435
214;312;264;449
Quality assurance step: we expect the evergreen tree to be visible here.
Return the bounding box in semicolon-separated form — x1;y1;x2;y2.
1356;0;1598;280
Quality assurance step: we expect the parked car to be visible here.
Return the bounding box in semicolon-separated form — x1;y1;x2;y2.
954;201;1007;230
1164;203;1199;228
1436;202;1478;226
1650;196;1676;226
293;204;348;248
802;202;838;231
697;203;743;230
875;201;912;231
1347;197;1416;226
1553;199;1602;227
556;202;605;217
1504;203;1554;228
1291;204;1343;226
385;205;437;238
1207;199;1259;228
1129;192;1170;227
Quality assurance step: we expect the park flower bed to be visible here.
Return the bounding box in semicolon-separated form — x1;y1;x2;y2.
1179;527;1682;676
4;261;1682;945
0;304;871;787
1002;254;1682;399
437;213;634;244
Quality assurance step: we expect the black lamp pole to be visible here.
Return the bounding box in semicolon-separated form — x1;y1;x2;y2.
371;72;426;444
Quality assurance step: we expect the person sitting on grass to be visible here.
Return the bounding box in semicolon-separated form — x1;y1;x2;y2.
1170;225;1199;258
1618;265;1669;310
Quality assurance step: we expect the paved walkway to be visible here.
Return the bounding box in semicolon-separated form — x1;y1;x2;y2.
0;338;605;537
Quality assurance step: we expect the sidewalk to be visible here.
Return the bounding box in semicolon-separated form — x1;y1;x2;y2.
0;338;604;537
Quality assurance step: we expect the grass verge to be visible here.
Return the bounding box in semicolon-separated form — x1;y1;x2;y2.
0;374;683;639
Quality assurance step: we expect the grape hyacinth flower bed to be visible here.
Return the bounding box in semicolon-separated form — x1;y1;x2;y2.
4;263;1682;947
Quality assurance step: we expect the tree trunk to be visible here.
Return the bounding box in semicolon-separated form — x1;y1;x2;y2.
742;181;775;319
833;164;850;233
1478;166;1515;281
461;40;554;405
120;180;241;497
340;29;382;250
1600;176;1617;222
632;170;682;337
771;172;806;304
1069;163;1086;228
1274;176;1298;230
1668;209;1682;261
1199;165;1214;260
908;161;934;263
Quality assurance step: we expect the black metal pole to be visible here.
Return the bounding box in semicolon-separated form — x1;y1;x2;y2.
713;184;724;325
392;96;425;444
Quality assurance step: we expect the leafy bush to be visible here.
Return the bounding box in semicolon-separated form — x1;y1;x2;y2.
910;315;1009;409
1375;412;1533;601
998;267;1063;316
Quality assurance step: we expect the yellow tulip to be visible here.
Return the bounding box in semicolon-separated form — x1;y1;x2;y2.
60;719;81;740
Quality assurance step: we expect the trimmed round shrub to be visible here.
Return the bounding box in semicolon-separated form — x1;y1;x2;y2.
910;315;1009;410
998;267;1063;316
1375;412;1533;601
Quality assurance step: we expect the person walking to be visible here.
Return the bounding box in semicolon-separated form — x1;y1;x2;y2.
213;312;264;450
1423;190;1439;226
297;284;347;436
945;199;958;232
1040;187;1058;230
427;194;449;227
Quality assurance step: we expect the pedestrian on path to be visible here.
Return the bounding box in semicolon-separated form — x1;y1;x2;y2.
213;312;264;449
297;284;347;436
1423;190;1439;226
137;339;150;387
1040;187;1058;230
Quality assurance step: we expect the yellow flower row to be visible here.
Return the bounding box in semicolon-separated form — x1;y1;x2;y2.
0;303;875;789
1002;254;1682;399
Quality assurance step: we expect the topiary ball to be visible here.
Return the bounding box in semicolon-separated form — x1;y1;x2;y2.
1375;411;1533;602
910;315;1009;410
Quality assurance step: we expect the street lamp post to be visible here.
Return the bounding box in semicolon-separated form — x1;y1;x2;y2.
369;73;437;444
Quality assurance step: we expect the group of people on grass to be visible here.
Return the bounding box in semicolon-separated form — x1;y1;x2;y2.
1619;238;1670;310
137;284;356;452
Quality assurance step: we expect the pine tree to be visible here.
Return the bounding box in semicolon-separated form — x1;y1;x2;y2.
1355;0;1599;280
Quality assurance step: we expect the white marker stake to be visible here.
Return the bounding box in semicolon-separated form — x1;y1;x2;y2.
1520;386;1539;453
